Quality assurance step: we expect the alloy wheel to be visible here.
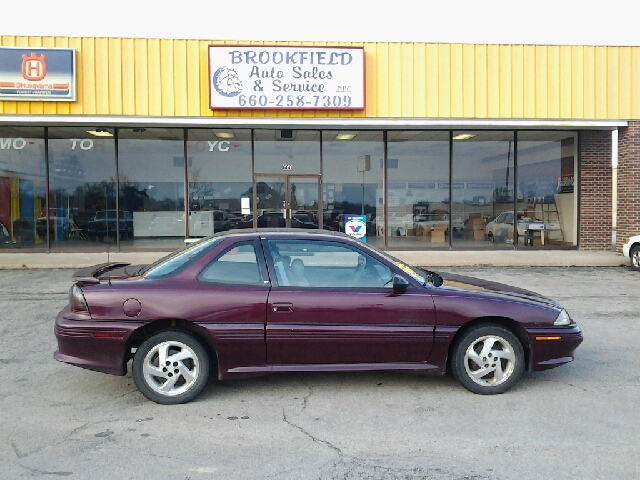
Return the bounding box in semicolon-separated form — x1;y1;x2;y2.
463;334;517;387
142;340;200;397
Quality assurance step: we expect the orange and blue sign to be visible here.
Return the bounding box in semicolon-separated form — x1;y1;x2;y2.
0;47;76;101
345;215;367;242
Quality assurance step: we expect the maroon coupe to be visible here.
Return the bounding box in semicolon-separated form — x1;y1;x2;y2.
54;229;582;404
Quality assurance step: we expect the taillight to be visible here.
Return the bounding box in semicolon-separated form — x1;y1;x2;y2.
69;285;89;312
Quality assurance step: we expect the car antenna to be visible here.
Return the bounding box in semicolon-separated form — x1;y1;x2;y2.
105;187;111;286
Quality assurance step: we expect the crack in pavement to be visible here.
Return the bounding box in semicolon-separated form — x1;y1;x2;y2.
302;376;313;411
12;442;43;459
282;408;343;460
539;378;592;393
18;463;73;477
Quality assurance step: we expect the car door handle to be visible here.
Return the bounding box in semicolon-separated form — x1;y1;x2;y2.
272;302;293;312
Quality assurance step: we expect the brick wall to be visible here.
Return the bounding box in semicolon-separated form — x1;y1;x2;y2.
579;131;612;250
616;122;640;253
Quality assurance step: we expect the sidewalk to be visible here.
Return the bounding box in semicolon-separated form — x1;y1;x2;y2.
0;249;627;269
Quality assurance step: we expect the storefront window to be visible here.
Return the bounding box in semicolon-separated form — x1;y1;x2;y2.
187;129;253;235
517;132;577;247
47;127;116;251
386;131;450;249
254;129;320;175
0;127;46;250
118;128;185;251
452;131;515;248
321;130;383;247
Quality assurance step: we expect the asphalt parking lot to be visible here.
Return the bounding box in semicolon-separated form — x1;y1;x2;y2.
0;266;638;479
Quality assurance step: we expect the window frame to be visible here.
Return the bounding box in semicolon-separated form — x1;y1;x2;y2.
262;238;394;290
196;239;268;286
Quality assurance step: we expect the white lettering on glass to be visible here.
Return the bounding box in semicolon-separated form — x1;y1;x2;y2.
0;138;27;150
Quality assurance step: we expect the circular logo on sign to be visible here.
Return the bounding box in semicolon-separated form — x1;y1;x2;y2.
345;219;366;239
213;67;243;97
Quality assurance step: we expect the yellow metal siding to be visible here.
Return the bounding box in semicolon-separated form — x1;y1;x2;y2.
1;36;640;120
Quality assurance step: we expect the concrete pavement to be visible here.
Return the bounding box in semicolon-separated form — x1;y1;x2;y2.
0;249;628;269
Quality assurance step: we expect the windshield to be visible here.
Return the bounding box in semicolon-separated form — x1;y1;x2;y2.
142;237;223;278
358;243;428;285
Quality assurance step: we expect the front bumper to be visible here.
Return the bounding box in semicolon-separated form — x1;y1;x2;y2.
526;324;583;371
54;308;143;376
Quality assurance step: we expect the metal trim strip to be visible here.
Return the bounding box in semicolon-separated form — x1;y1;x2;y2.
0;115;627;130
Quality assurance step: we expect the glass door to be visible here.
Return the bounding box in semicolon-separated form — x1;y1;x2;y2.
253;175;321;229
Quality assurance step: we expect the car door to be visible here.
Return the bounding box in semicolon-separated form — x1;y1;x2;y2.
190;239;271;371
263;237;436;365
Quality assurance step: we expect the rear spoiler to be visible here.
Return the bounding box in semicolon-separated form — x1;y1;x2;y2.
74;277;101;286
72;262;131;280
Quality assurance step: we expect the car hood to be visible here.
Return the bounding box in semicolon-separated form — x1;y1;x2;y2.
438;272;561;309
72;262;147;281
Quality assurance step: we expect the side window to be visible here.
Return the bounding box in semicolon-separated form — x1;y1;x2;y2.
198;242;262;285
267;240;392;288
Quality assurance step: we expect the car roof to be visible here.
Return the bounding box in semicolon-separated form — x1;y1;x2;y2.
214;228;356;241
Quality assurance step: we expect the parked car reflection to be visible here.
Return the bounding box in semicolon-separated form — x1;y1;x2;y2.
87;210;133;241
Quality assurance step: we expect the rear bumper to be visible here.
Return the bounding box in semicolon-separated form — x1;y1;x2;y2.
54;309;142;376
526;324;583;372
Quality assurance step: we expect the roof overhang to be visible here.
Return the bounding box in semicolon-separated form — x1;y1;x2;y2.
0;115;628;131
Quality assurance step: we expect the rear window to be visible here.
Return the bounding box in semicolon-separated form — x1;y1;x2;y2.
143;237;223;279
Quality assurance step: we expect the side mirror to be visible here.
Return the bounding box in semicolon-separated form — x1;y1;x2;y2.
392;275;410;294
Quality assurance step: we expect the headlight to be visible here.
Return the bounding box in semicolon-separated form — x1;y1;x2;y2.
554;309;572;326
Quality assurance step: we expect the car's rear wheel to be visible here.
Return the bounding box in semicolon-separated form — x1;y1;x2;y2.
630;245;640;271
132;331;210;404
451;324;524;395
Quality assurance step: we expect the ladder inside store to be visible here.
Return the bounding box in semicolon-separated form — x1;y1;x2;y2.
527;197;565;245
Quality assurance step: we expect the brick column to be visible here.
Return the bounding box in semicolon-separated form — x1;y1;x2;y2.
579;131;612;250
616;121;640;253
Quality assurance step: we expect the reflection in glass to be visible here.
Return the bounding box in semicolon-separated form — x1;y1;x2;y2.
289;178;319;229
47;128;116;251
254;130;320;175
321;131;383;247
187;129;253;235
253;175;320;229
0;127;46;250
517;132;577;247
118;128;185;251
386;131;450;249
452;131;515;248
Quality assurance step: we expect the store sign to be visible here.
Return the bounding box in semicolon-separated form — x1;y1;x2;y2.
344;215;367;242
208;45;364;110
0;47;76;101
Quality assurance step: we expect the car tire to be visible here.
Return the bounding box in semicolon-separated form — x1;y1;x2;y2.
132;331;210;405
451;324;524;395
630;245;640;271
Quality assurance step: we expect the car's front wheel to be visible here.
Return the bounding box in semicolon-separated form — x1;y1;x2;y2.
132;331;210;404
451;324;524;395
630;245;640;271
